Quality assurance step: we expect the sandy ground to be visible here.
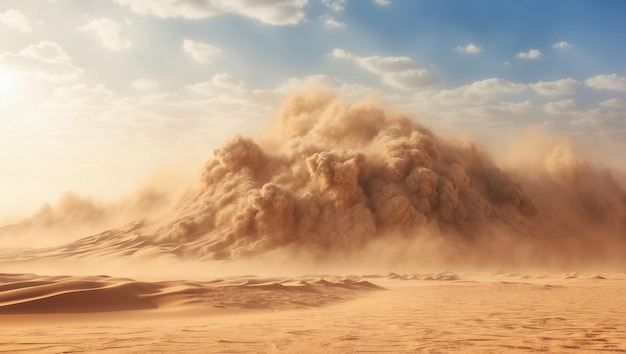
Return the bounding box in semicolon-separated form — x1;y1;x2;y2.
0;272;624;353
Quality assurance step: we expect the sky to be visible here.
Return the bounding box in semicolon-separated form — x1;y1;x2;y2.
0;0;624;220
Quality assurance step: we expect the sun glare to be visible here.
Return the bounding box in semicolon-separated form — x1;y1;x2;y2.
0;67;15;94
0;69;14;93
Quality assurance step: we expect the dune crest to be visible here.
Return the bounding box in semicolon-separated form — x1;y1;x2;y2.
0;273;381;315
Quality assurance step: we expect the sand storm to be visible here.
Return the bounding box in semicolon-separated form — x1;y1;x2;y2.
5;91;624;268
0;92;624;353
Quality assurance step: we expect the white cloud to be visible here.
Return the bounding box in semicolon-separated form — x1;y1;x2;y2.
52;83;114;108
78;17;132;51
274;74;341;93
544;99;583;114
114;0;307;26
183;39;221;63
188;73;247;97
553;41;571;49
188;72;375;108
131;78;159;91
515;49;542;60
330;48;351;59
585;74;626;92
463;100;538;117
220;0;308;26
599;98;625;109
569;108;626;134
437;78;526;105
455;44;482;54
321;16;346;29
0;42;83;82
373;0;391;6
275;74;375;98
0;9;35;32
331;48;438;90
322;0;346;12
530;78;579;96
187;73;280;108
114;0;219;20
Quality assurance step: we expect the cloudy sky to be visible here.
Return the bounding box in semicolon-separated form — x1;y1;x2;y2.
0;0;624;219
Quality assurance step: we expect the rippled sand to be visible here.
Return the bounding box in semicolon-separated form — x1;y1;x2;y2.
1;272;624;353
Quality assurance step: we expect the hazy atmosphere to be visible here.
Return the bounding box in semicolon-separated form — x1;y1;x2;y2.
1;0;624;221
1;1;624;352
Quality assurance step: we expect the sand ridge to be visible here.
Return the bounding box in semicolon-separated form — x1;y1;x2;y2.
0;272;624;353
0;273;382;315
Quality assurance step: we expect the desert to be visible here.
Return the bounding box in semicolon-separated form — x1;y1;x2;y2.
1;1;625;353
1;91;624;353
0;272;624;352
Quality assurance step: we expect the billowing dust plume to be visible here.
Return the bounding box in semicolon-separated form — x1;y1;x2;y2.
134;90;624;268
2;90;625;269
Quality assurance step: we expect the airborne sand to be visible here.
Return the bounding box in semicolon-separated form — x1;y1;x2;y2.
0;91;625;352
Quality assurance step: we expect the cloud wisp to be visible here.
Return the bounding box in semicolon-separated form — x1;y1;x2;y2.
113;0;307;26
585;74;626;92
437;78;526;105
530;78;579;97
331;49;439;90
553;41;571;49
183;39;222;63
78;17;132;51
455;44;482;54
0;9;35;32
0;42;83;82
516;49;542;60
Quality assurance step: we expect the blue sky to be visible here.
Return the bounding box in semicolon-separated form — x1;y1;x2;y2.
0;0;624;218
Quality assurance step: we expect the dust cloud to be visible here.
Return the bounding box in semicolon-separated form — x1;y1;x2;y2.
0;187;172;248
142;90;625;269
1;90;624;270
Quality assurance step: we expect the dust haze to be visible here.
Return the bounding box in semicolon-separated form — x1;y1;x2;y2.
1;90;624;273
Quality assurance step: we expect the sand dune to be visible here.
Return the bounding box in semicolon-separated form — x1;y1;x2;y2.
0;273;381;315
1;272;623;353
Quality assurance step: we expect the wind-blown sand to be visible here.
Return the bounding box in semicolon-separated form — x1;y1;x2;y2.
1;92;625;353
0;272;624;353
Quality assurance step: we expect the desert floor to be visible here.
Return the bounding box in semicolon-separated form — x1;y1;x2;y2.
0;272;624;353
